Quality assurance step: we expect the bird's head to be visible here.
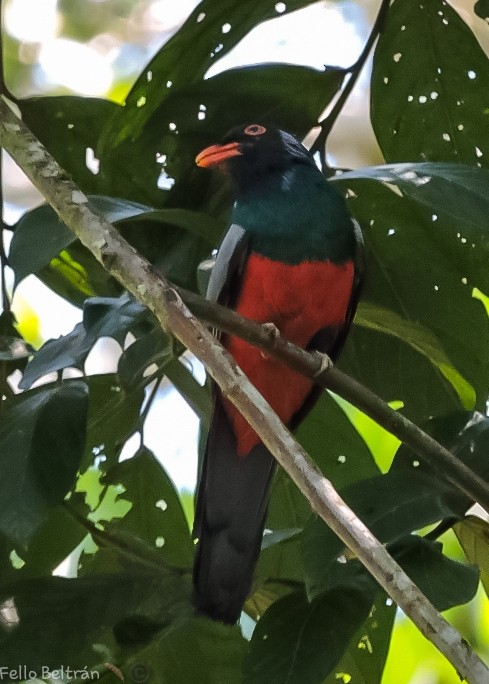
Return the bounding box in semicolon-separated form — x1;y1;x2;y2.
195;124;313;194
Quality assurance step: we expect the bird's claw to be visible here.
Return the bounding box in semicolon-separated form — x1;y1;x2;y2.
261;322;280;358
262;322;280;340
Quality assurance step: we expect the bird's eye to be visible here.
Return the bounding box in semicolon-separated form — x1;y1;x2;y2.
244;124;267;136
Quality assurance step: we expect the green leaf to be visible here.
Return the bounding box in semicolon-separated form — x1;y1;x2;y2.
340;162;489;231
18;96;118;193
10;197;219;306
391;536;479;611
323;593;397;684
100;0;327;151
147;63;344;156
244;583;375;684
83;374;144;470
117;328;173;392
20;505;86;578
103;447;193;568
296;392;380;490
356;302;475;408
20;295;147;390
302;469;460;600
333;177;489;418
39;242;121;306
391;411;489;511
256;393;378;592
10;196;153;287
0;383;88;547
0;571;189;669
454;515;489;596
371;0;489;165
124;617;247;684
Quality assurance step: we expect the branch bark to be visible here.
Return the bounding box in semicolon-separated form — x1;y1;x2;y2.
1;96;488;682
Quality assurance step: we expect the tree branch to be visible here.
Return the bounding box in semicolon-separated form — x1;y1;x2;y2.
1;96;488;682
176;286;489;512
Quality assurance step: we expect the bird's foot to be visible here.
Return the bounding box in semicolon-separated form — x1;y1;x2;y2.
261;322;280;359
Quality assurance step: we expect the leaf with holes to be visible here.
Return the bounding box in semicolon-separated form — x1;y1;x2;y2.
332;176;489;418
392;411;489;513
323;593;397;684
254;392;378;595
371;0;489;165
99;0;328;152
83;374;145;471
244;582;375;684
103;447;193;568
19;96;118;193
301;468;460;600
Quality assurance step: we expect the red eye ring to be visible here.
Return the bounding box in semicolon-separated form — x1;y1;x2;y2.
244;124;267;136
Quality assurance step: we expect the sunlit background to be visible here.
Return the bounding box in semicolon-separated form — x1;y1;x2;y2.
2;1;489;682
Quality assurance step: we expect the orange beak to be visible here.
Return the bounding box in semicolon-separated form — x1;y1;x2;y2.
195;141;242;168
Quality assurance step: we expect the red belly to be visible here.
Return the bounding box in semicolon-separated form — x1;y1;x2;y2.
223;253;355;455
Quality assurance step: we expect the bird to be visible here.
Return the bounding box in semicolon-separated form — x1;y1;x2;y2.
192;123;363;624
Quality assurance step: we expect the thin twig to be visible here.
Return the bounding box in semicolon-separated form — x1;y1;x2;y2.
1;96;487;682
310;0;391;173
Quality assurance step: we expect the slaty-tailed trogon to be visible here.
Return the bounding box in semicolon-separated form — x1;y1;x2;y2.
192;123;363;624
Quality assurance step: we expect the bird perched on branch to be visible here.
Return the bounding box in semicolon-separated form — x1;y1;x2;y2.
192;123;363;624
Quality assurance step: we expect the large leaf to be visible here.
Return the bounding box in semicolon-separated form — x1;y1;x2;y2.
244;581;375;684
301;469;459;600
20;295;149;389
11;197;151;284
253;392;378;599
20;506;86;578
323;593;396;684
331;173;489;417
103;447;193;569
19;96;118;193
83;374;145;471
0;383;88;547
389;536;479;611
0;570;189;669
124;617;247;684
371;0;489;165
100;0;328;151
392;411;489;512
340;162;489;234
10;197;220;305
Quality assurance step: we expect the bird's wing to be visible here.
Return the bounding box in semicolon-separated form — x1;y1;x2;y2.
193;223;276;623
206;223;250;306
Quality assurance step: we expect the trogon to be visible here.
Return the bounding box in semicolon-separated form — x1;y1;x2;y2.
192;123;363;624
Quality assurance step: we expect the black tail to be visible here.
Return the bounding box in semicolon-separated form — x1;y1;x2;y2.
193;400;275;624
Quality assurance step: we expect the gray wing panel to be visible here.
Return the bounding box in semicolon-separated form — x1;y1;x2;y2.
207;223;250;306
